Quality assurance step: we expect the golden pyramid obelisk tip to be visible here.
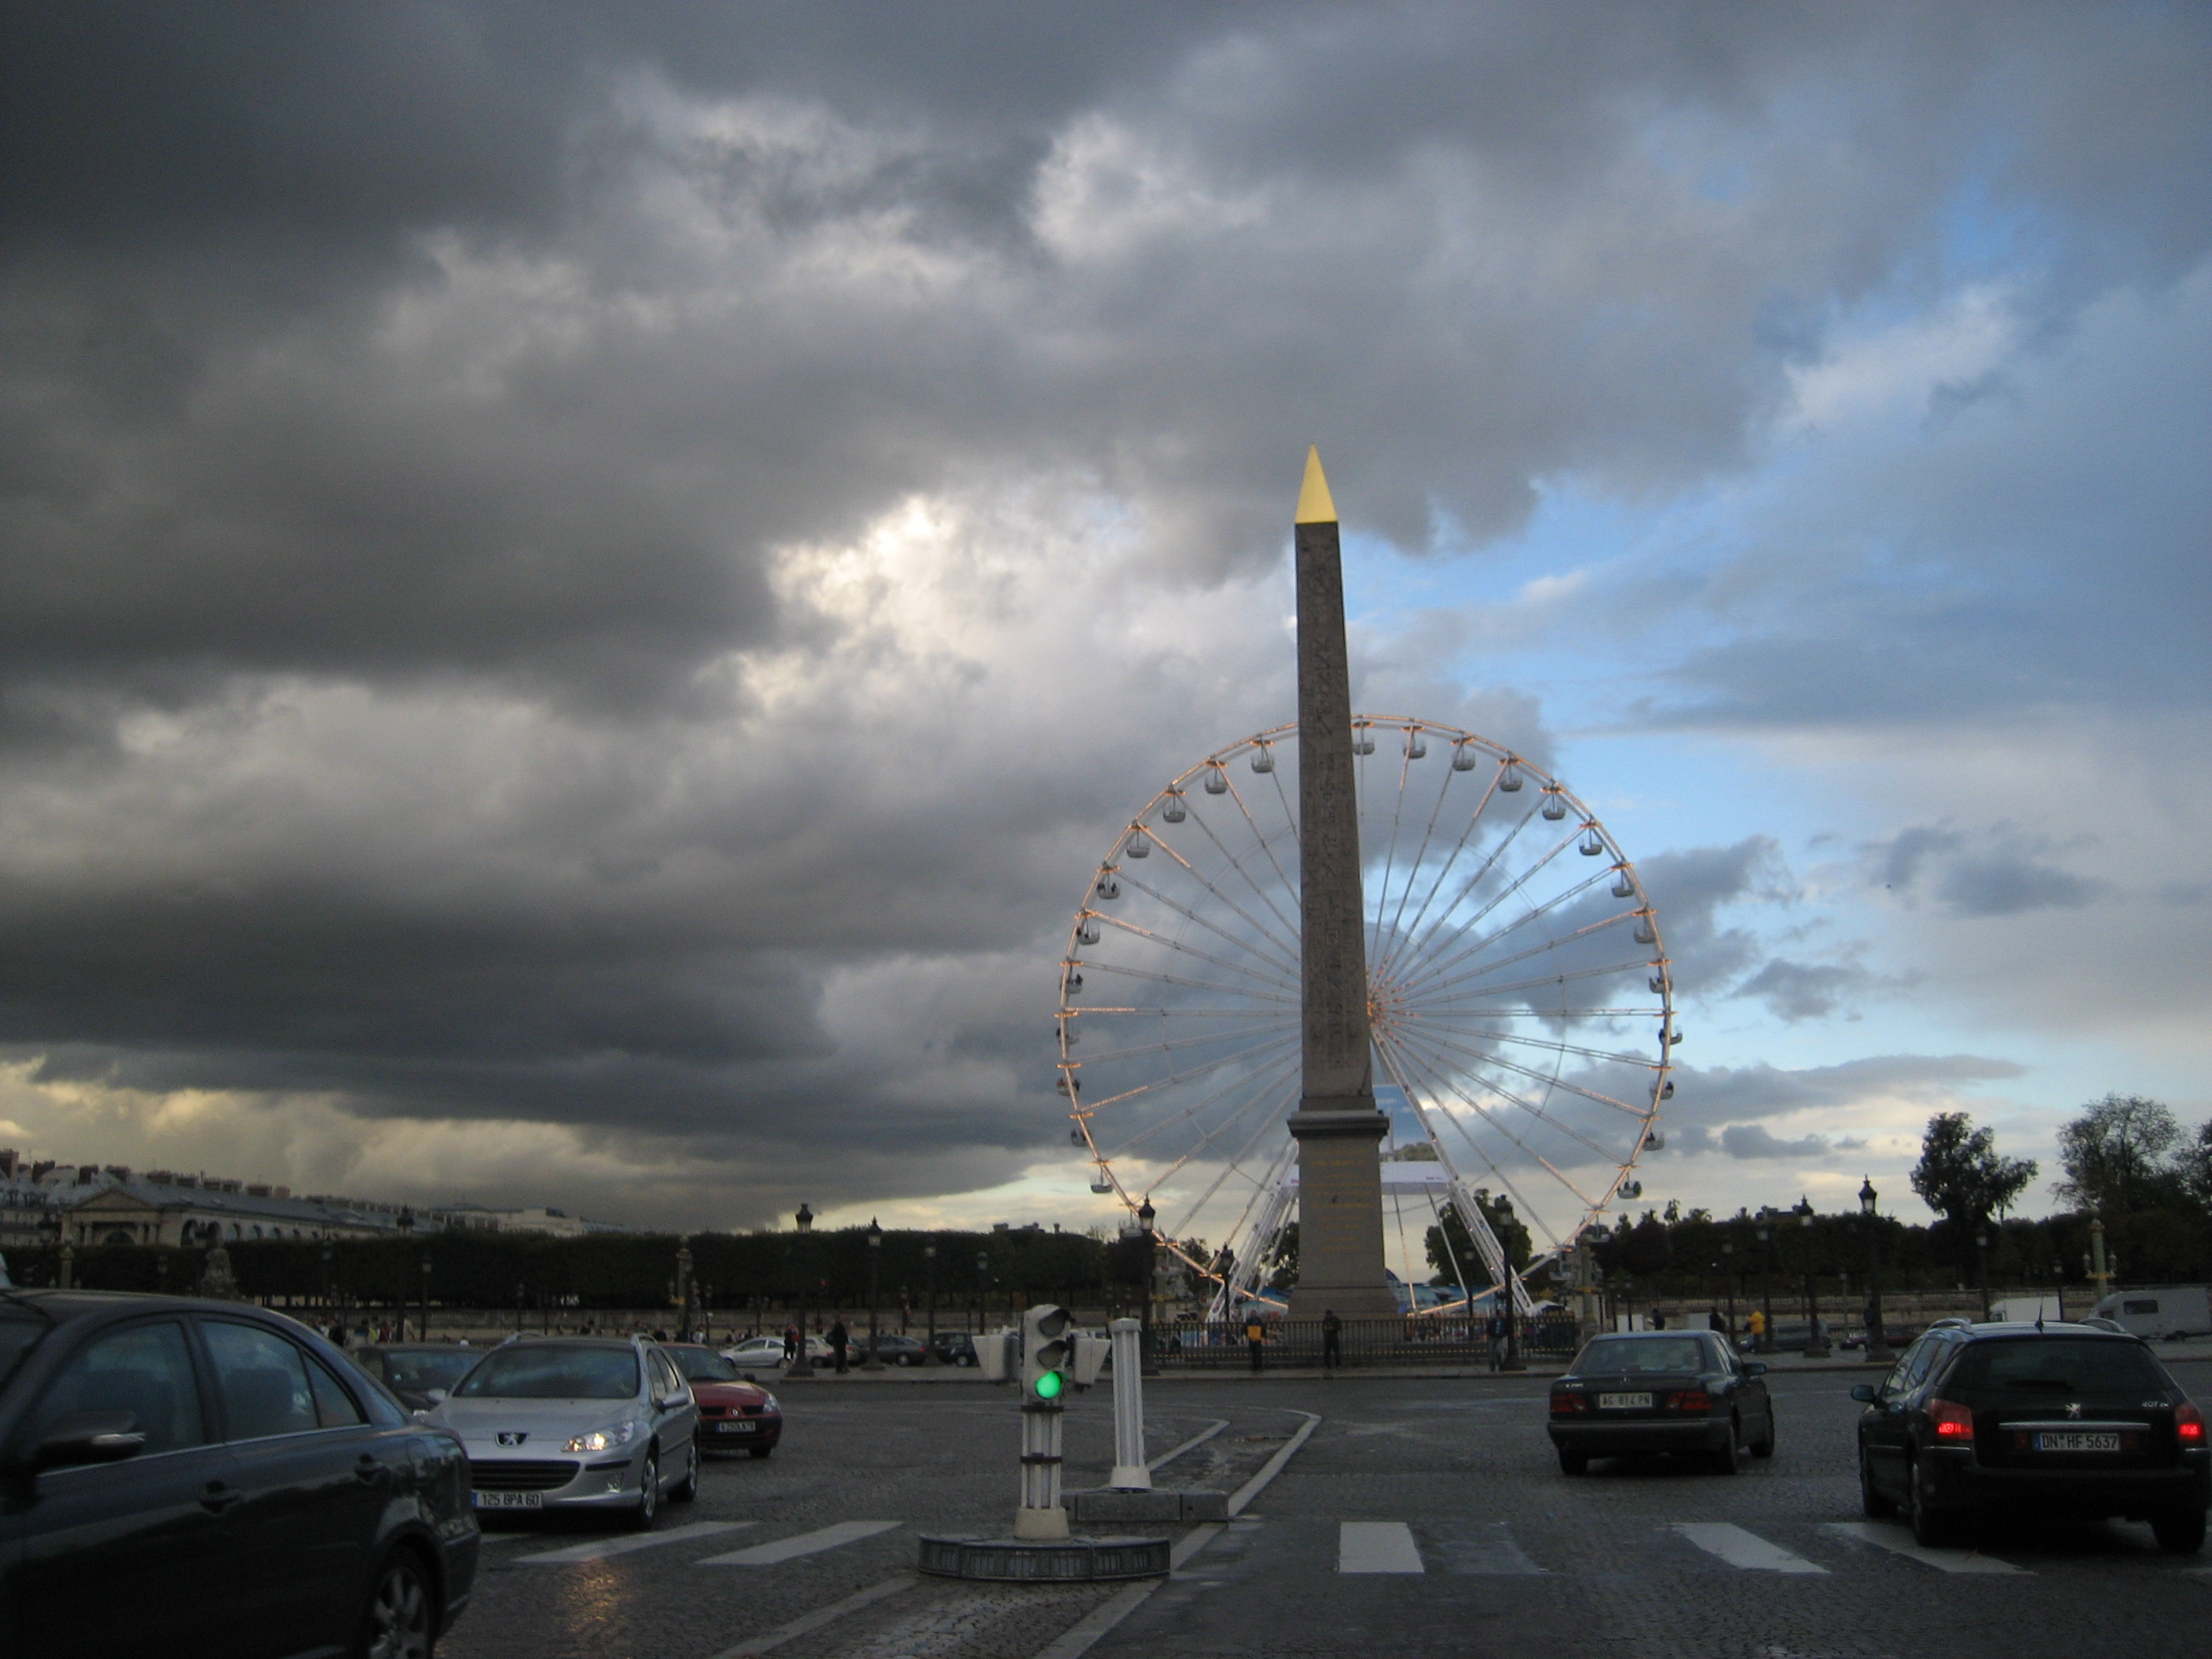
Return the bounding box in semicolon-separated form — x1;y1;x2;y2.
1295;445;1338;525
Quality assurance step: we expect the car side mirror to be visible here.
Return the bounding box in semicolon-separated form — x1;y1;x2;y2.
1849;1383;1877;1403
35;1411;147;1470
742;1373;758;1383
1743;1362;1767;1377
425;1388;447;1404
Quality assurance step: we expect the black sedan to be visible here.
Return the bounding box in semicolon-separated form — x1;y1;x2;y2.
932;1331;979;1367
1854;1320;2208;1551
0;1289;478;1659
860;1333;931;1366
1548;1331;1775;1474
350;1342;487;1410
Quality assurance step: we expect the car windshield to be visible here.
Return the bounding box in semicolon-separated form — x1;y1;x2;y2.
668;1347;740;1382
1575;1337;1710;1375
383;1350;482;1392
1970;1338;2163;1393
0;1313;44;1388
452;1345;639;1400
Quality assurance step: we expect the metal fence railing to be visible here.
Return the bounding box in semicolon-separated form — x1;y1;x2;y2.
1148;1317;1582;1370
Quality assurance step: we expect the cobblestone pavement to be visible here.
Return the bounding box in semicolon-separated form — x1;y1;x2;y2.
441;1365;2212;1659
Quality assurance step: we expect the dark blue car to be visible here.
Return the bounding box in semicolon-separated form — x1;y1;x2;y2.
0;1289;478;1657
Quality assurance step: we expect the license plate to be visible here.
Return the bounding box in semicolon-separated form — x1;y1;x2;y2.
1597;1392;1653;1411
473;1490;544;1509
715;1420;758;1434
2034;1430;2120;1452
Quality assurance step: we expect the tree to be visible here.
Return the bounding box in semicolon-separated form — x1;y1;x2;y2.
1265;1223;1299;1291
2176;1120;2212;1214
1910;1112;2038;1229
2054;1093;2183;1214
1423;1190;1532;1287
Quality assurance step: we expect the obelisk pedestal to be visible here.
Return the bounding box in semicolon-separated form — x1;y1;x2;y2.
1284;449;1397;1322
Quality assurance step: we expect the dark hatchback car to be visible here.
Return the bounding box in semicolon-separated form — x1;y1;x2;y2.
932;1332;979;1367
1549;1331;1776;1474
1853;1320;2208;1552
0;1290;478;1659
351;1343;486;1411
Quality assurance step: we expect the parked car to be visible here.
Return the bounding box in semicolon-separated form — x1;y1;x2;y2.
859;1333;930;1366
1852;1320;2208;1551
0;1289;478;1659
426;1336;699;1529
722;1334;832;1369
351;1342;486;1410
932;1331;979;1367
1548;1330;1775;1474
662;1343;782;1457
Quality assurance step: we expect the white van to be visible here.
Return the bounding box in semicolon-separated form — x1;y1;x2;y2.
2091;1286;2212;1340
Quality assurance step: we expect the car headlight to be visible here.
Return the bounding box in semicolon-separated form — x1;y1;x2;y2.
562;1421;638;1454
760;1393;780;1412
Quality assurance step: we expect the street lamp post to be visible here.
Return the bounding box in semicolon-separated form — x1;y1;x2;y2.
419;1254;434;1344
676;1242;695;1342
975;1251;989;1336
1976;1225;1991;1322
1859;1177;1893;1364
923;1242;938;1362
319;1238;334;1324
1798;1197;1829;1357
864;1218;884;1371
396;1207;415;1341
787;1211;816;1378
1756;1216;1775;1353
515;1281;526;1335
1720;1239;1737;1346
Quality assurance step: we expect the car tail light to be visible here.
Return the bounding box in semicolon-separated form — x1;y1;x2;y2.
1551;1391;1590;1414
1664;1390;1711;1412
2179;1403;2205;1445
1930;1399;1975;1441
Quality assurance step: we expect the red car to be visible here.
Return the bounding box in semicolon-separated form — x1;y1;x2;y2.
665;1345;782;1459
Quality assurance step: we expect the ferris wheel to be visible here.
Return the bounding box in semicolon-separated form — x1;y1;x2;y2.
1056;716;1674;1317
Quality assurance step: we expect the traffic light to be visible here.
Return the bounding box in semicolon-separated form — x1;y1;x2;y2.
1021;1304;1071;1401
975;1328;1018;1382
1068;1331;1109;1389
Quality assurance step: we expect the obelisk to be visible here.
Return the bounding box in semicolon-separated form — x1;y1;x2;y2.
1284;449;1397;1320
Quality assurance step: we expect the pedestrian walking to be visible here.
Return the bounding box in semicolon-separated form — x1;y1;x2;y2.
1244;1313;1266;1373
782;1323;798;1363
1320;1309;1342;1372
830;1317;850;1374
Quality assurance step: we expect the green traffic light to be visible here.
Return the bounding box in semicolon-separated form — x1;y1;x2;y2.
1034;1369;1064;1400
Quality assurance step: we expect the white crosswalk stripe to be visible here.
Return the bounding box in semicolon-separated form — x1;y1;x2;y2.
1338;1521;1425;1574
1671;1522;1827;1574
698;1520;903;1566
518;1521;754;1563
1431;1520;1548;1575
1823;1521;2028;1574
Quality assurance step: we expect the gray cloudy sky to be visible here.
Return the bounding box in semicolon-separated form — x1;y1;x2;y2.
1;2;2205;1234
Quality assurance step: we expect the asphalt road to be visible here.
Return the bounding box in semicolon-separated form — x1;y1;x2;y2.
441;1366;2212;1659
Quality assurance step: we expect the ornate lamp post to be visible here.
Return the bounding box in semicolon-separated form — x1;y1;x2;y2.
864;1218;884;1370
1756;1214;1776;1353
1976;1225;1991;1322
319;1237;334;1322
975;1250;989;1335
787;1210;817;1378
515;1280;527;1335
923;1241;939;1361
676;1242;695;1341
396;1207;415;1341
1859;1177;1893;1364
419;1252;434;1344
1719;1238;1737;1345
1797;1196;1829;1357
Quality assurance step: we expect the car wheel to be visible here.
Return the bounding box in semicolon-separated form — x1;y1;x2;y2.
1751;1408;1775;1459
2152;1506;2207;1555
356;1547;435;1659
748;1443;774;1459
1859;1445;1896;1518
628;1449;661;1531
671;1439;699;1504
1907;1456;1960;1547
1710;1417;1741;1475
1557;1447;1588;1476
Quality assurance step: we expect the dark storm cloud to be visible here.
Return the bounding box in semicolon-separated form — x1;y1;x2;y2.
0;2;2203;1222
1863;823;2106;918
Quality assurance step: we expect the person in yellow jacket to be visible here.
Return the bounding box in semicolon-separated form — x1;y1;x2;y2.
1747;1307;1767;1350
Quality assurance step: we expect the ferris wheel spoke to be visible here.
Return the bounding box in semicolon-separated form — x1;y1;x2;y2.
1069;1019;1298;1068
1400;898;1643;1005
1180;796;1302;946
1090;913;1300;996
1214;756;1302;906
1397;1024;1654;1120
1192;1140;1298;1296
1376;739;1480;975
1388;826;1591;999
1391;1027;1626;1168
1401;1019;1662;1071
1072;1030;1300;1117
1077;959;1299;1007
1158;1079;1303;1240
1096;1054;1299;1168
1377;1031;1577;1251
1389;796;1552;980
1390;958;1657;1007
1364;738;1419;967
1376;1044;1542;1274
1116;844;1301;978
1373;763;1506;984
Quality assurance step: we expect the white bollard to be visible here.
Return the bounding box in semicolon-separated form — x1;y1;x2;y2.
1108;1317;1150;1489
